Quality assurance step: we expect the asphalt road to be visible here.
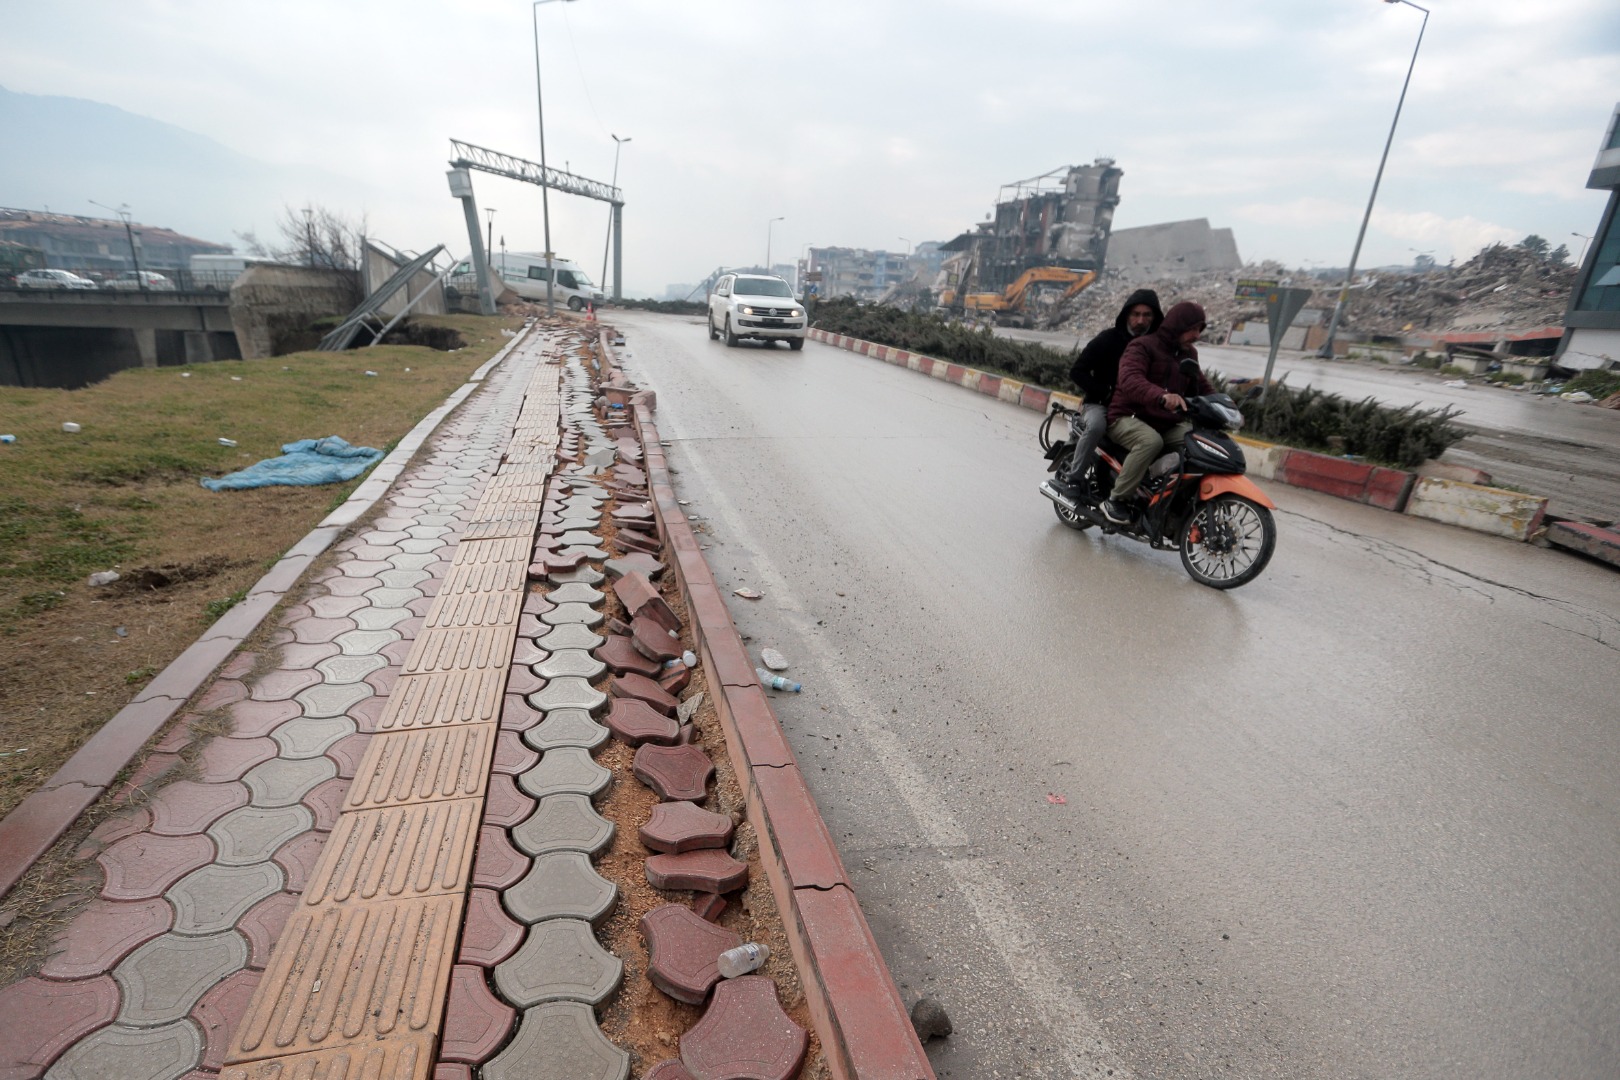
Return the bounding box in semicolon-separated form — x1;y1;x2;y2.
610;311;1620;1080
1000;327;1620;522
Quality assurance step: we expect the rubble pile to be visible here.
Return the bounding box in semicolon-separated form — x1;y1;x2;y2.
1048;243;1578;340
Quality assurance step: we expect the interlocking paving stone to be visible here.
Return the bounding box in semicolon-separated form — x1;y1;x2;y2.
493;918;622;1007
248;668;324;702
324;732;371;778
491;730;540;775
194;737;279;783
533;648;606;681
114;930;248;1027
303;801;479;906
546;566;605;587
611;673;679;715
440;965;515;1065
227;896;460;1062
611;573;676;633
45;1019;204;1080
538;603;604;628
148;781;251;837
533;622;604;652
659;665;692;697
343;724;495;808
378;669;504;731
603;697;679;747
517;746;612;800
313;653;389;685
549;530;601;548
271;831;326;893
691;893;727;923
42;897;175;980
0;974;121;1074
471;825;527;890
511;794;616;857
350;605;416;632
270;715;357;757
645;1060;698;1080
333;628;402;656
389;552;440;572
510;638;548;668
615;529;662;556
242;755;337;808
527;677;606;715
523;708;609;753
555;543;611;561
645;849;749;894
632;744;714;803
191;968;261;1072
307;594;368;620
679;976;807;1080
544;582;604;605
482;774;534;829
168;862;285;935
503;852;617;926
299;778;343;833
208;805;315;867
222;699;302;740
238;892;297;969
100;832;217;901
639;904;741;1005
480;1000;628;1080
364;586;424;610
639;802;736;854
459;887;525;968
631;616;683;662
595;634;663;677
505;665;545;697
501;693;543;732
603;554;664;580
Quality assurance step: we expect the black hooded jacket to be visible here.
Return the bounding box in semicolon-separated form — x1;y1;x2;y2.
1068;289;1164;404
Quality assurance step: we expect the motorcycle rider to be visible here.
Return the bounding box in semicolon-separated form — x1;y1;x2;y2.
1052;288;1163;499
1101;300;1215;526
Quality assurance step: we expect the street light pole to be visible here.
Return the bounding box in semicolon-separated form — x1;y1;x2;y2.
1573;231;1593;266
602;134;630;289
766;216;784;272
90;200;144;290
485;207;497;276
898;237;910;257
1317;0;1429;359
533;0;577;316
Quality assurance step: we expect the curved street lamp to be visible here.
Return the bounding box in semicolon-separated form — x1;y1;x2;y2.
1318;0;1430;358
602;134;630;289
765;216;785;272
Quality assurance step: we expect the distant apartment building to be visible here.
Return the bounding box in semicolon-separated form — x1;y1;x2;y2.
1559;102;1620;371
805;247;913;300
0;208;229;275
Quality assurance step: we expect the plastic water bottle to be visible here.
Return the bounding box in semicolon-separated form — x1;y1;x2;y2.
663;651;698;671
756;668;801;693
717;942;769;978
0;434;15;444
218;438;238;447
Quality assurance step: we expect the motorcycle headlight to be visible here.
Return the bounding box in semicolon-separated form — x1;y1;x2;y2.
1217;403;1245;429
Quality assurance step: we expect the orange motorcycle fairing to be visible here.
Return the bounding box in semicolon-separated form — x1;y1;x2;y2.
1198;474;1276;508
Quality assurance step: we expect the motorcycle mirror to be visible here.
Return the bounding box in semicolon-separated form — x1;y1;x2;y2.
1179;358;1201;380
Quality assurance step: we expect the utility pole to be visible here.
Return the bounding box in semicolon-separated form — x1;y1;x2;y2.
90;200;144;290
533;0;578;315
485;207;497;277
602;134;630;292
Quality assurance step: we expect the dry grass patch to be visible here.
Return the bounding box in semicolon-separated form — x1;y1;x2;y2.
0;314;523;818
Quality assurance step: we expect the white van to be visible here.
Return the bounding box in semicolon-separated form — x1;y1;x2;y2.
472;253;603;311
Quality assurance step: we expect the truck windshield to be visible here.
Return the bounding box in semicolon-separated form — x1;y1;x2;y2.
735;278;792;297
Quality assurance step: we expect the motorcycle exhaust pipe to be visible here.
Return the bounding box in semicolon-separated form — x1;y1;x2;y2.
1039;480;1080;511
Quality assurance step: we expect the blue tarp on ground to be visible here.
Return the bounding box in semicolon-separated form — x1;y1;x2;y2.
200;436;383;491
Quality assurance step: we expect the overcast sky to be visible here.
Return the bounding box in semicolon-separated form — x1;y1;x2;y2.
4;0;1618;296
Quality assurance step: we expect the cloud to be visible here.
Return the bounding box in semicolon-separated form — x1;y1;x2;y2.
1368;209;1522;255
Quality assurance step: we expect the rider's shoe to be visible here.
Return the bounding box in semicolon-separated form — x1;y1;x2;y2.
1100;499;1133;525
1048;478;1084;503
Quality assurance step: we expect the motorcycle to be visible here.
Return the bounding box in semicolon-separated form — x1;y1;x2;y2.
1037;391;1278;589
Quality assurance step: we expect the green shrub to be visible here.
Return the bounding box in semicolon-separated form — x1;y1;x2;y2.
1485;371;1525;386
1565;369;1620;399
811;298;1073;387
1214;375;1466;469
617;298;706;315
1440;364;1467;376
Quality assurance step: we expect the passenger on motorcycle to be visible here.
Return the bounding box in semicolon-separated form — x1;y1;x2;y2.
1101;300;1215;526
1053;288;1164;499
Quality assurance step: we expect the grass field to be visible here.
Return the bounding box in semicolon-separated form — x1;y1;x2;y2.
0;313;523;817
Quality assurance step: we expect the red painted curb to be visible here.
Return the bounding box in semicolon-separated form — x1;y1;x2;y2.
607;331;934;1079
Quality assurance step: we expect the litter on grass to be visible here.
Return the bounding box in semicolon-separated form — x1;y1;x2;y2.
201;435;382;491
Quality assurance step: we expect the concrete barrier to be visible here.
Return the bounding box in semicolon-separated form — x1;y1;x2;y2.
1404;477;1549;541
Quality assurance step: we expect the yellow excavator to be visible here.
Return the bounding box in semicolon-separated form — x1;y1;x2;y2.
941;264;1097;328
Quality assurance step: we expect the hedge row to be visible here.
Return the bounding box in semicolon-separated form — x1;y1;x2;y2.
810;298;1073;387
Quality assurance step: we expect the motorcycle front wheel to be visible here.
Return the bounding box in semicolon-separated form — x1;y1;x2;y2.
1053;500;1093;531
1179;494;1275;589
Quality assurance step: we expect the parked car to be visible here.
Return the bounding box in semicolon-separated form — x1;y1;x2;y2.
104;270;176;291
706;274;807;349
15;268;98;290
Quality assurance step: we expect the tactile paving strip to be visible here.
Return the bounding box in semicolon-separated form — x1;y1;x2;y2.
222;335;566;1076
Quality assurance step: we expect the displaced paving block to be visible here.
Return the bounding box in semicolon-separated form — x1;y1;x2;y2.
604;697;680;747
512;793;616;857
645;849;749;894
611;673;679;716
524;708;610;753
547;565;606;587
632;743;714;802
615;529;662;556
611;572;678;633
503;852;618;926
481;1000;628;1080
603;554;664;581
680;976;807;1080
631;615;682;662
639;904;741;1005
691;893;727;923
596;634;663;677
494;918;623;1007
517;746;612;801
645;1061;698;1080
639;802;735;854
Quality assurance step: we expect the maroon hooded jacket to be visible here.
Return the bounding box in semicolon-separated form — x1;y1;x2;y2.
1108;300;1216;432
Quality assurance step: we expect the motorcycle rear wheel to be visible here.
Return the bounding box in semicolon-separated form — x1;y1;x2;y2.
1179;494;1275;589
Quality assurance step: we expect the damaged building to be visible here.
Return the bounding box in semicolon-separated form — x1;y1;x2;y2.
1107;218;1242;278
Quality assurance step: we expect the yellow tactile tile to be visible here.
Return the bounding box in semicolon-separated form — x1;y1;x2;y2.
221;1035;435;1080
402;624;515;675
303;801;480;905
461;507;543;540
228;895;461;1062
446;535;532;570
423;588;523;630
343;725;496;809
374;670;505;731
436;558;528;597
